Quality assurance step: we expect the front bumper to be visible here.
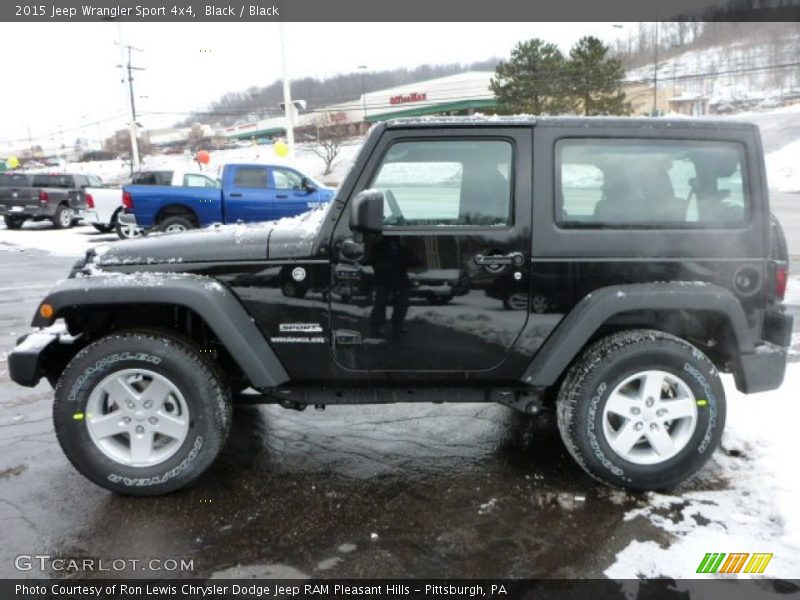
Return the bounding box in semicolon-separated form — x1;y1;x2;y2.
8;324;70;387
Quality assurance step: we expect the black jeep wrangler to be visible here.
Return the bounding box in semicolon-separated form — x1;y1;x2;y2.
8;117;792;495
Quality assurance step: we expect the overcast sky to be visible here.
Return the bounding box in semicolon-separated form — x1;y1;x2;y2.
0;22;628;152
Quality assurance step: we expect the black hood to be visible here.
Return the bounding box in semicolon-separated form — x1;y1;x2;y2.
92;207;329;268
95;224;271;267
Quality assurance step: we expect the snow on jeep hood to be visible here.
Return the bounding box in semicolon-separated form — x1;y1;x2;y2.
266;204;329;259
94;205;328;267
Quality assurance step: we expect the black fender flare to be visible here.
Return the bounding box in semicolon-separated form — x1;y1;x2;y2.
32;274;289;389
520;282;758;387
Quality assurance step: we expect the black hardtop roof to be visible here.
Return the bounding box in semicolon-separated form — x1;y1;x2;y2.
383;115;757;131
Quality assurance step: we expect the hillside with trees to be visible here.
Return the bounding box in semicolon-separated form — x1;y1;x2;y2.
176;59;499;128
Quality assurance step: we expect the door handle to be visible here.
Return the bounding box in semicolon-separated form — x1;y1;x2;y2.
474;252;525;267
276;194;288;199
229;193;242;198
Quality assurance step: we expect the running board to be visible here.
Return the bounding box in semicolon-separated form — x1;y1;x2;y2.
235;386;546;414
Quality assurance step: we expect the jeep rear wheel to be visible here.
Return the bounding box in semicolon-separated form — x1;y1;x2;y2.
53;331;232;495
556;329;725;491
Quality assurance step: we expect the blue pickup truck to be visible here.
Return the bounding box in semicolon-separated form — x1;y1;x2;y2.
119;163;335;233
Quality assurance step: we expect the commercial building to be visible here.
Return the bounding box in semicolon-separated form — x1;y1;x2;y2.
217;71;499;141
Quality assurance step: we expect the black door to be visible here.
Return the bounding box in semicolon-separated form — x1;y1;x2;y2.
329;127;533;374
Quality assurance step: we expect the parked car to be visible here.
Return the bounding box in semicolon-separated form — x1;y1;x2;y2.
0;172;97;229
8;117;791;496
118;163;334;234
82;170;220;239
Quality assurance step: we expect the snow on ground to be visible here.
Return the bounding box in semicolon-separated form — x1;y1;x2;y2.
766;139;800;193
606;365;800;580
605;276;800;579
0;221;113;257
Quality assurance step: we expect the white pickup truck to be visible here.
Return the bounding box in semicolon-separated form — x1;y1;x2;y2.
83;169;219;239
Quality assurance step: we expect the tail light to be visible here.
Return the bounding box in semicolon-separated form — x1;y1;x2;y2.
122;190;133;209
775;263;788;301
85;193;95;209
38;190;48;203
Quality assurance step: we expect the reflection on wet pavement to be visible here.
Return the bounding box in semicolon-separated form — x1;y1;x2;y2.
0;252;654;579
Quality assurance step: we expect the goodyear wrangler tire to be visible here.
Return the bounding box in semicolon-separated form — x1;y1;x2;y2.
54;331;232;495
556;329;725;491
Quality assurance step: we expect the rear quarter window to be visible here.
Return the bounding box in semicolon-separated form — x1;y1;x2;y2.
557;139;749;228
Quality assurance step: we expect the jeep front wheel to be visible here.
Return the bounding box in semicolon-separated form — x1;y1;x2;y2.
556;329;725;491
53;331;232;495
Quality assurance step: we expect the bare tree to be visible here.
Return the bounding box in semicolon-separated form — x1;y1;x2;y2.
307;116;346;177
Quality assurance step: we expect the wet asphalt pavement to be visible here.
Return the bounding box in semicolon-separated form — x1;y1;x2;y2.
1;238;798;580
0;248;670;580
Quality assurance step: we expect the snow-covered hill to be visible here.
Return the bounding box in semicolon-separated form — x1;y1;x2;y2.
627;35;800;113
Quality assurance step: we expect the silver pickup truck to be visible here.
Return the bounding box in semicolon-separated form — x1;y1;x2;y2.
0;172;100;229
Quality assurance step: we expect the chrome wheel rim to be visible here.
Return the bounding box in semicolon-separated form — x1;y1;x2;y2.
85;369;190;467
165;223;187;233
602;369;698;465
59;209;73;227
119;224;143;239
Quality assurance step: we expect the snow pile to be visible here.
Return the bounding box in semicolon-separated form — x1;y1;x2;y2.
0;221;109;256
766;140;800;193
606;363;800;579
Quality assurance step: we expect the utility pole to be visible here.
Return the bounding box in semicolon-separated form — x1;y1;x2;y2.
117;43;144;174
358;65;368;126
278;21;295;160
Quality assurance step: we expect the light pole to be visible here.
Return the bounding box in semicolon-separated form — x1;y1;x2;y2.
358;65;368;127
652;21;660;116
279;21;295;160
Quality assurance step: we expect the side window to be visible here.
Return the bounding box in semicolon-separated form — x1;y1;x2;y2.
183;174;215;188
370;139;512;227
232;167;268;188
557;139;748;227
272;168;303;190
87;175;103;187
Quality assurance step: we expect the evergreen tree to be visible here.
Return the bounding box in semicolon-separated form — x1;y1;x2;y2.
568;36;632;116
490;39;574;115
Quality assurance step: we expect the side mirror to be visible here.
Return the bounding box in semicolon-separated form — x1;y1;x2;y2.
349;189;384;234
301;176;316;192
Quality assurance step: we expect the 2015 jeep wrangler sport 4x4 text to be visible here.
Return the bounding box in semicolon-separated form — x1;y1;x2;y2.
8;117;792;495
